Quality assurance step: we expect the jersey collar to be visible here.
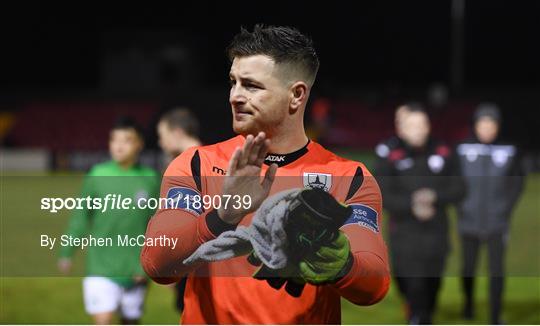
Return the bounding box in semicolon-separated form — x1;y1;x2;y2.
263;140;310;167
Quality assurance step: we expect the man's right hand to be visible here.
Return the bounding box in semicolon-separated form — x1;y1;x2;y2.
412;188;436;221
218;132;278;224
412;203;435;221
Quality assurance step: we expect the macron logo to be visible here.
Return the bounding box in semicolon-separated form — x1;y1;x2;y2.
266;155;285;162
212;166;226;175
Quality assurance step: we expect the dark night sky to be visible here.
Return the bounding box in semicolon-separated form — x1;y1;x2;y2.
2;0;539;90
1;1;539;149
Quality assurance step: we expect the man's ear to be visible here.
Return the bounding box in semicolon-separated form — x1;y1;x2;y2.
290;81;308;112
173;127;187;140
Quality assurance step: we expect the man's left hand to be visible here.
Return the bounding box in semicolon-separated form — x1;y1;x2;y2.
298;231;352;285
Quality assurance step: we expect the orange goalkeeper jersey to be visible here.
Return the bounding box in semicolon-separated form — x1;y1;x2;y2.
141;136;390;324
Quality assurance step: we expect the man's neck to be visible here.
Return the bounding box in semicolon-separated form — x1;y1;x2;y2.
179;137;202;153
117;159;136;170
266;128;309;154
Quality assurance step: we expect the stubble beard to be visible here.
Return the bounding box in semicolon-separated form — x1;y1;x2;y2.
233;119;263;137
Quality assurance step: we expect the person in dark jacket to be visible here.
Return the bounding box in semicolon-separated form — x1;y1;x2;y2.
375;104;412;161
374;104;411;315
456;103;524;324
375;103;465;324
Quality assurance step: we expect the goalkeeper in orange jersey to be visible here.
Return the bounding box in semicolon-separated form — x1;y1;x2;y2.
141;25;390;324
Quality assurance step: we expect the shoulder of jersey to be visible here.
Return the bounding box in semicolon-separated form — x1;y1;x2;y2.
138;165;159;176
375;136;402;158
195;135;244;161
87;161;115;176
458;136;477;145
310;141;370;176
167;136;240;163
494;140;517;148
431;139;453;158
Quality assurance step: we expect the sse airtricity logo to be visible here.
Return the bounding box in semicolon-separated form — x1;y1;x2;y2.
343;204;379;233
165;187;203;215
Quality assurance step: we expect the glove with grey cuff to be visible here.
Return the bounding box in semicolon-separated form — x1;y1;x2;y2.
183;188;353;297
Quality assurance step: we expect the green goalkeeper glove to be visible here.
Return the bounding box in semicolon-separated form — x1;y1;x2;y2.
298;230;353;285
248;188;353;296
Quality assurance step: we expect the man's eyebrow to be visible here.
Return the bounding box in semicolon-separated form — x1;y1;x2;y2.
229;72;262;84
239;76;263;86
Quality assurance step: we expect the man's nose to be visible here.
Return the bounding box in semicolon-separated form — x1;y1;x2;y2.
229;86;248;105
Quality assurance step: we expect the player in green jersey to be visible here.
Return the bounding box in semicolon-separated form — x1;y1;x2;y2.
58;117;159;324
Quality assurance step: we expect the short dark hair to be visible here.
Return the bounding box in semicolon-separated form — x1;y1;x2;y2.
402;102;426;113
227;24;320;86
112;116;144;139
398;102;430;122
474;102;501;123
160;108;200;137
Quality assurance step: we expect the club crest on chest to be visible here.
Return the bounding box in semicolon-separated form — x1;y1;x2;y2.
303;172;332;192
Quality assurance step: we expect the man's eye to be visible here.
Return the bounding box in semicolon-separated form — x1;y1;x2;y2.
246;84;260;90
229;80;236;87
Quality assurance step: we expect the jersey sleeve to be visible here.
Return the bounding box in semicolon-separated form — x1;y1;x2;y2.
331;165;390;305
140;148;237;284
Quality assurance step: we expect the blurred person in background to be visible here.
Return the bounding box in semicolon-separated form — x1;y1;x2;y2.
375;104;412;162
456;103;524;324
375;103;465;324
58;117;159;324
374;104;411;308
157;108;201;313
157;108;201;160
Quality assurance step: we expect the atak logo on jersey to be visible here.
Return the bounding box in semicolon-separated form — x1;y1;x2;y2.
265;155;285;162
303;172;332;192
